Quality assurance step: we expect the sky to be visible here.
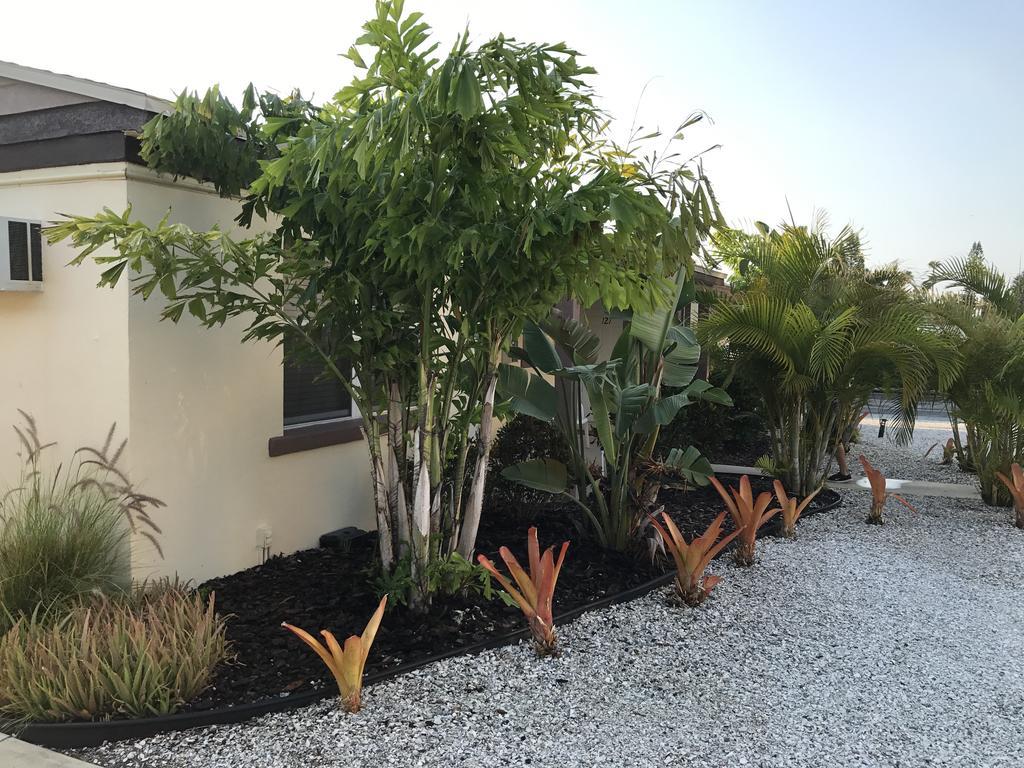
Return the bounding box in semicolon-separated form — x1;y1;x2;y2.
7;0;1022;278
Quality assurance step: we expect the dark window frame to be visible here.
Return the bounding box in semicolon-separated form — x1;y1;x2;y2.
269;337;361;457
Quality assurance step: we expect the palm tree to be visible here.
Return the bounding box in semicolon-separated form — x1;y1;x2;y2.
924;246;1024;506
701;214;960;496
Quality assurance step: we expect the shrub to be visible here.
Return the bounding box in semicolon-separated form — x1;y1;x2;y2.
499;299;729;552
477;527;568;656
372;552;501;608
282;596;387;713
995;463;1024;529
0;415;163;633
703;218;960;496
925;250;1023;505
649;510;740;606
710;475;778;566
924;438;956;465
656;365;769;466
773;480;821;539
0;585;228;722
486;416;572;513
858;455;915;525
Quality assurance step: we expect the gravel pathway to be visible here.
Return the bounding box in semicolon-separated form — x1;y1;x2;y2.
75;485;1024;768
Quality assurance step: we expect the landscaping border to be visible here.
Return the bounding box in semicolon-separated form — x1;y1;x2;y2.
8;491;843;749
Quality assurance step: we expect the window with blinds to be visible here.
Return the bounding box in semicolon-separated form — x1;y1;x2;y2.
283;339;352;427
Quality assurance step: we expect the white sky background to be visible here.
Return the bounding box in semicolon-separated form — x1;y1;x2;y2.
6;0;1022;278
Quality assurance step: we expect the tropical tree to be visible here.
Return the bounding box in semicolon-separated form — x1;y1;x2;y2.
701;214;960;496
924;245;1024;505
47;1;714;607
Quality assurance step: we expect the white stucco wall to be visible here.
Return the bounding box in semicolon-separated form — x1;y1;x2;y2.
0;162;375;584
0;164;130;487
124;169;375;582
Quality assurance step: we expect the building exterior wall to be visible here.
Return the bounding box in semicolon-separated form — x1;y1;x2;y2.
0;164;131;490
124;168;376;582
0;162;375;585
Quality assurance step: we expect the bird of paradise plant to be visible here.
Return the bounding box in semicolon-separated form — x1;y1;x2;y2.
710;475;778;565
477;527;568;656
649;510;741;606
858;455;915;525
281;595;387;713
772;480;821;539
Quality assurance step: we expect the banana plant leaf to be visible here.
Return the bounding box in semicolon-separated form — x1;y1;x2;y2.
496;363;557;422
522;321;563;373
501;458;569;493
540;313;600;365
614;383;654;438
662;445;715;486
660;325;701;387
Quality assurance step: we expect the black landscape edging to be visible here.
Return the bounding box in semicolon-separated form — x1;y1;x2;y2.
10;490;843;750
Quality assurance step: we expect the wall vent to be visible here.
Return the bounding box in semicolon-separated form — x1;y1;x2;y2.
0;217;44;292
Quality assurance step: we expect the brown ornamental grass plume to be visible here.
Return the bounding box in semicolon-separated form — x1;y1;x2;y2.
649;510;741;606
772;480;821;539
710;475;778;566
1;413;166;633
281;595;387;713
858;455;916;525
995;463;1024;528
477;527;568;657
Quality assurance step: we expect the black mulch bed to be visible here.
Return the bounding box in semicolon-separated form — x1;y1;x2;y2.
185;475;839;713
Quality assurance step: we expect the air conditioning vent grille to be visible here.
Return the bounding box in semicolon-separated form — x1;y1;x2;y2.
30;223;42;281
1;217;45;290
8;220;29;281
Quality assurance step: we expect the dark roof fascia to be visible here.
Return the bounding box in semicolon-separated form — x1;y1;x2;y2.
0;101;154;145
0;132;144;173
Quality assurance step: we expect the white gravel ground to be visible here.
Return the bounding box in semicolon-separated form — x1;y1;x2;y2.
849;398;978;488
74;439;1023;768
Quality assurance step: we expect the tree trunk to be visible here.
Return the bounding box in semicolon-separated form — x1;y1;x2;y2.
363;414;395;570
408;295;435;609
789;398;803;494
456;356;499;559
387;382;410;559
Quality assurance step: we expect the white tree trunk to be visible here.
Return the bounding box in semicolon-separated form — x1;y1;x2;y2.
365;430;395;570
456;372;498;559
387;383;410;557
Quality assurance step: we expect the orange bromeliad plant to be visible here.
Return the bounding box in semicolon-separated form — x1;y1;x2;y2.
649;510;741;606
995;463;1024;528
710;475;778;566
773;480;821;539
858;455;915;525
477;527;568;657
281;595;387;713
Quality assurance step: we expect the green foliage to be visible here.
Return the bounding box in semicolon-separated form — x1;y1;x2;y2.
486;417;572;512
702;215;960;495
925;246;1024;506
374;550;507;608
141;85;317;221
0;584;228;722
498;273;731;551
0;415;163;634
655;363;770;464
46;1;719;608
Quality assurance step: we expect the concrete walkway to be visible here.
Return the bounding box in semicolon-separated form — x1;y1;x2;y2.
710;463;982;500
0;736;96;767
